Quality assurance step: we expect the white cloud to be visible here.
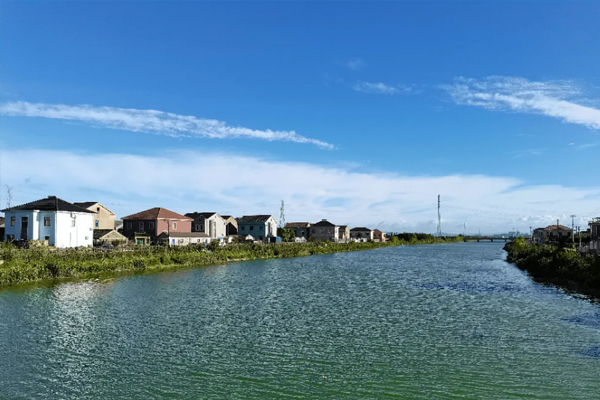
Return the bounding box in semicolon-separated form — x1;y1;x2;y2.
442;76;600;130
346;58;365;70
353;82;412;95
0;101;334;149
2;147;599;234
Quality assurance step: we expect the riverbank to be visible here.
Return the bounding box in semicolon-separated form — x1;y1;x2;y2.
0;236;462;286
504;237;600;300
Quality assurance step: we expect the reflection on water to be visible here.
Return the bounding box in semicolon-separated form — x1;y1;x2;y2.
2;243;600;399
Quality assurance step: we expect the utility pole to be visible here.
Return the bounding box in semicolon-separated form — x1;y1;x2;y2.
437;195;441;237
571;215;576;247
279;200;285;228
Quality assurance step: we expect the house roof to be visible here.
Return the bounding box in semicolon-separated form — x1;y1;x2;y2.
1;196;94;213
350;227;372;232
221;215;235;220
285;222;310;228
185;212;219;219
373;229;385;234
313;219;336;227
122;207;192;221
73;202;116;215
544;225;572;232
157;232;209;238
93;229;127;240
237;215;274;223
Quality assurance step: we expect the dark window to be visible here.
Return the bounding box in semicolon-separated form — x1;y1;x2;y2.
149;222;155;229
139;222;144;231
10;217;15;226
95;220;99;228
45;236;50;241
96;207;100;213
250;226;254;231
127;222;132;229
173;222;177;230
44;217;52;227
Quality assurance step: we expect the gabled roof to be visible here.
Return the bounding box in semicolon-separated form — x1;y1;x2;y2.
544;224;572;232
350;227;372;232
373;229;385;234
122;207;192;221
237;215;274;223
1;196;94;213
285;222;310;228
73;202;116;215
313;219;336;227
185;212;219;219
221;215;234;220
93;229;127;240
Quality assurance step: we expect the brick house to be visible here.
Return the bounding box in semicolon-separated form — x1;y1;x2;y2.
121;207;192;244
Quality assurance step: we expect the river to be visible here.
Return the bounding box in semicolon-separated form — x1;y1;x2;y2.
2;242;600;398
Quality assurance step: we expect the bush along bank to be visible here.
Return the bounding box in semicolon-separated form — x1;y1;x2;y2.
504;237;600;299
0;236;462;286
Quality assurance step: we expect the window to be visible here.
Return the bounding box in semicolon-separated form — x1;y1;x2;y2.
195;224;200;231
44;236;50;241
149;222;154;229
200;225;204;231
71;218;76;227
127;222;132;229
10;217;15;226
96;207;100;213
250;226;254;231
44;217;51;227
241;226;246;231
95;220;99;228
260;226;263;230
139;222;144;231
172;222;177;230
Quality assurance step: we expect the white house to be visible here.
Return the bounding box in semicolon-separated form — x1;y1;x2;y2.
2;196;94;248
184;212;227;239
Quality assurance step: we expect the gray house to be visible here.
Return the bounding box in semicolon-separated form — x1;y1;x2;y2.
350;227;374;242
310;219;340;242
237;215;277;241
285;222;311;240
185;212;226;239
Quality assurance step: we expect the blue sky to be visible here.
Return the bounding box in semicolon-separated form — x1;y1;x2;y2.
2;1;600;233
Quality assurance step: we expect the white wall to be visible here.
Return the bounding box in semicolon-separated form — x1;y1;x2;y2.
55;212;93;248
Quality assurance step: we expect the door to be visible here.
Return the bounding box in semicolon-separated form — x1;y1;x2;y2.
20;216;28;240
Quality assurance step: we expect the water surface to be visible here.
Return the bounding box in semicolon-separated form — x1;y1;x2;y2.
2;243;600;398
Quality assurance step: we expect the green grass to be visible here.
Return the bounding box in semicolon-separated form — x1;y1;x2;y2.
0;236;460;286
504;237;600;298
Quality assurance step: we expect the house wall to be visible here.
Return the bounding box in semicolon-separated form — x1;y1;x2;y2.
191;215;226;238
310;225;339;241
87;203;116;230
55;212;93;248
122;219;157;238
238;217;277;240
157;218;191;236
350;231;374;241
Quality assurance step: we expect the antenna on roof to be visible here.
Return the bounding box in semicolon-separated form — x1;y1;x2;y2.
279;200;285;228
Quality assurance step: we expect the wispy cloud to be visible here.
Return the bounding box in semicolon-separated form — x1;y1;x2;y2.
442;76;600;130
346;58;365;71
508;148;546;159
3;147;599;233
0;101;334;149
580;142;599;149
352;82;413;95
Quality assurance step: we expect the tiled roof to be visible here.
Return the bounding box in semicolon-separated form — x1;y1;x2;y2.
1;196;94;213
285;222;311;228
93;229;127;240
74;202;116;215
544;225;572;232
237;215;274;223
350;227;372;232
122;207;192;221
373;229;385;234
185;212;219;219
313;220;336;227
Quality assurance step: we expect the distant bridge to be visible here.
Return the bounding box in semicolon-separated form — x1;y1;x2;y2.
461;236;511;242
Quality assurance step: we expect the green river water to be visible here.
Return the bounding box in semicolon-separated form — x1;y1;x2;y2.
2;242;600;399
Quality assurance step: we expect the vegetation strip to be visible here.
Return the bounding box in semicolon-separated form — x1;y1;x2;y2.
504;237;600;300
0;235;462;286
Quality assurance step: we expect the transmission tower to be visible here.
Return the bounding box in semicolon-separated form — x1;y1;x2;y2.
437;195;441;236
279;200;285;228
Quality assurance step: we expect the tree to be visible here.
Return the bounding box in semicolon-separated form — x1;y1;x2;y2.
278;228;296;242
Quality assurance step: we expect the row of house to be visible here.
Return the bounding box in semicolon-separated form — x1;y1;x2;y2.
532;224;573;244
1;196;386;248
284;219;386;243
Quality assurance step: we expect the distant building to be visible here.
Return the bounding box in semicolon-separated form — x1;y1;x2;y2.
73;202;116;230
157;232;212;246
221;215;238;236
93;229;128;246
350;227;374;242
185;212;226;239
533;224;572;244
373;229;386;242
310;219;340;242
338;225;350;242
285;222;311;239
2;196;94;248
237;215;277;241
121;207;192;245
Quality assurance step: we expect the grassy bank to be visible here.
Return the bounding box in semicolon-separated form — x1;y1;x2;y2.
0;236;461;286
504;237;600;299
